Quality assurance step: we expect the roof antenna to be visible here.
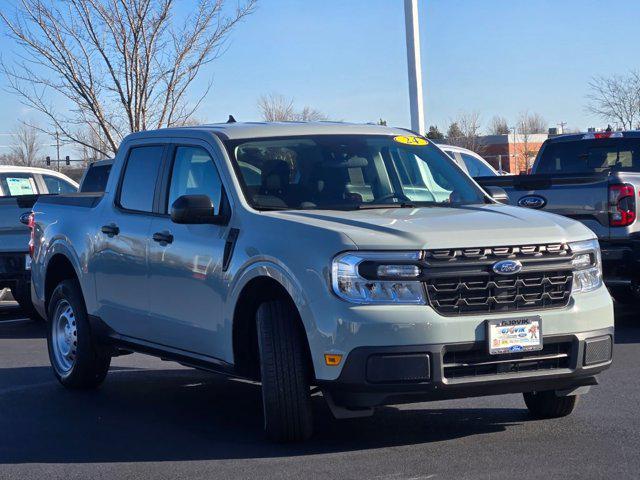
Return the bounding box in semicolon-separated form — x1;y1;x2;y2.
227;115;237;124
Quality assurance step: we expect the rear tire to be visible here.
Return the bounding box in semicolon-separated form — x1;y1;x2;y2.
257;299;313;442
47;279;111;389
523;391;578;419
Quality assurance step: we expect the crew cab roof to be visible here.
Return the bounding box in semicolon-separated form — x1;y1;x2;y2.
122;121;415;142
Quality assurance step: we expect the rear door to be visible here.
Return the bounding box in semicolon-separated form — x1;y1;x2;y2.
92;144;166;338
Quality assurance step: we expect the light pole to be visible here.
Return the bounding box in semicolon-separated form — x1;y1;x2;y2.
404;0;425;135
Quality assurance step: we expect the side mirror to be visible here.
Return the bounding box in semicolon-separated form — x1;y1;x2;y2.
485;186;509;204
170;194;220;224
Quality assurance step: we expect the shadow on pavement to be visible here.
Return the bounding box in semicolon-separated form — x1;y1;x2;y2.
0;365;527;464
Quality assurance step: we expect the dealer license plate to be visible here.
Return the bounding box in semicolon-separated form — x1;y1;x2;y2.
487;316;542;355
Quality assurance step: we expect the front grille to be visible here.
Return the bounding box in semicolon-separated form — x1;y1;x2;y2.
443;341;572;379
423;243;574;316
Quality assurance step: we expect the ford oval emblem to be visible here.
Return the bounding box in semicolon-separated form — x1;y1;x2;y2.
518;195;547;209
492;260;523;275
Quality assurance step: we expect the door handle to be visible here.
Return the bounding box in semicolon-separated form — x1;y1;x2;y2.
101;223;120;236
152;231;174;244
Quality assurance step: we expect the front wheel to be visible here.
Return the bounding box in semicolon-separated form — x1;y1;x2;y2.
257;299;313;442
47;280;111;389
523;391;578;419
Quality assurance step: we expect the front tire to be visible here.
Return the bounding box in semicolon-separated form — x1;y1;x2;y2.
523;391;578;419
47;279;111;389
257;299;313;442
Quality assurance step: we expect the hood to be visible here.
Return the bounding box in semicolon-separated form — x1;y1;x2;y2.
272;204;595;250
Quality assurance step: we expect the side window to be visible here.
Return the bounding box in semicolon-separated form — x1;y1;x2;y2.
43;175;77;194
167;146;222;212
119;145;165;212
460;153;495;177
80;164;112;193
0;174;37;196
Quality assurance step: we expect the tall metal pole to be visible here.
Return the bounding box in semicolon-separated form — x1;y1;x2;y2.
55;130;61;172
404;0;425;135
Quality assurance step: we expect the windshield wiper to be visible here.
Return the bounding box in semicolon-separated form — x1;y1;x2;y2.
356;202;416;209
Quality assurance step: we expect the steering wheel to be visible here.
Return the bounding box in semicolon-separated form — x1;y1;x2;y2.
375;193;412;203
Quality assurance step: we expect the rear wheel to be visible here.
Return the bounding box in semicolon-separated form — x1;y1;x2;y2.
523;391;579;419
257;299;313;442
47;280;111;389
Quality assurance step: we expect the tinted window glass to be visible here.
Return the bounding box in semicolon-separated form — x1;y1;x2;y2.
43;175;77;194
119;146;164;212
80;164;112;192
167;146;222;211
225;135;486;210
0;174;37;196
536;138;640;173
460;152;497;177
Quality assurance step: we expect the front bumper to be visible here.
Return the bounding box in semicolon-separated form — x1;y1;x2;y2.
319;327;613;408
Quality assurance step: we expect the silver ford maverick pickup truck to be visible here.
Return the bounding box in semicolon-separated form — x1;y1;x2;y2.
29;122;614;442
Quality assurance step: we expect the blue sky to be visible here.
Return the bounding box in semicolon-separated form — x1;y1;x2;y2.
1;0;639;154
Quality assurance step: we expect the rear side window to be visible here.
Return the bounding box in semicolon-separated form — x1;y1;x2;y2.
80;164;112;192
119;146;165;212
0;174;37;196
460;152;496;177
536;138;640;173
43;175;77;194
167;146;222;211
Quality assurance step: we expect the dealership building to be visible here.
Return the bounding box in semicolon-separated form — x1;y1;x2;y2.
480;133;549;174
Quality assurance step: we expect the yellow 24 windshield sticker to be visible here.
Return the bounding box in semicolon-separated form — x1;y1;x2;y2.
393;135;428;146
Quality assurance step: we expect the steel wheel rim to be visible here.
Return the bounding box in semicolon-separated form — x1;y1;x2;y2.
52;300;77;373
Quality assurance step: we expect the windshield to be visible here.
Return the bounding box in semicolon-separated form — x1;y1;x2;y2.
536;138;640;174
225;135;487;210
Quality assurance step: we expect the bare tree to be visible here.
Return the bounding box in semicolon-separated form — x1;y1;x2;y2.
0;0;257;157
587;71;640;130
518;111;547;134
9;124;43;166
447;112;484;153
489;115;510;135
515;111;546;171
258;93;326;122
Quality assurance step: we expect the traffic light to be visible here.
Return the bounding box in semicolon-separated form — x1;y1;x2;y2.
65;156;70;166
46;156;51;166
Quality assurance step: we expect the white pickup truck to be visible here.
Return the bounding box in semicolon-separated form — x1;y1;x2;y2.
29;123;614;442
0;166;77;315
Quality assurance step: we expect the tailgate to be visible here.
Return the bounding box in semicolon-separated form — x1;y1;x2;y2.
0;196;37;253
477;174;611;239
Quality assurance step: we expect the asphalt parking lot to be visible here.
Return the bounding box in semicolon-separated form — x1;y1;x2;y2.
0;300;638;480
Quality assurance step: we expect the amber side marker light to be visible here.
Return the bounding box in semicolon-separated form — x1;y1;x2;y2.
324;354;343;366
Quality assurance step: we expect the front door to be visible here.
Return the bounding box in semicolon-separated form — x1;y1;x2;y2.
93;144;165;339
146;145;230;359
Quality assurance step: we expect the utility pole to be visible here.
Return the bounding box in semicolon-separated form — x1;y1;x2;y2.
404;0;425;135
55;130;61;172
558;121;567;134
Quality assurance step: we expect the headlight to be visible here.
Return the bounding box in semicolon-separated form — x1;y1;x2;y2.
331;251;426;304
570;239;602;293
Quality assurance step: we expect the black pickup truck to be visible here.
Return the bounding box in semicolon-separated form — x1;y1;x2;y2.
478;130;640;303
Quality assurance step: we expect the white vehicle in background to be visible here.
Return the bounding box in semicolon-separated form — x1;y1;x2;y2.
0;166;78;316
439;144;501;177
